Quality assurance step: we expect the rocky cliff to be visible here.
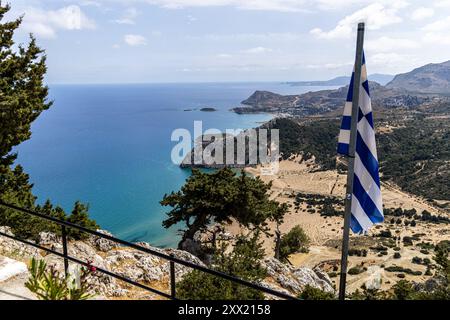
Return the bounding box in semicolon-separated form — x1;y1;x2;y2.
0;226;335;300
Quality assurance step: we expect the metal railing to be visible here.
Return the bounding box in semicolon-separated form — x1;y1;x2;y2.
0;201;296;300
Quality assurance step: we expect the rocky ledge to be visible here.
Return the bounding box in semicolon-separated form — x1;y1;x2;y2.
0;226;334;299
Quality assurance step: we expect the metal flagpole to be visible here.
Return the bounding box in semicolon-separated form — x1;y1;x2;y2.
338;22;365;301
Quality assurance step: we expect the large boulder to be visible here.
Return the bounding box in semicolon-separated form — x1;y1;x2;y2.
38;232;60;246
0;226;39;259
87;230;116;252
262;258;335;295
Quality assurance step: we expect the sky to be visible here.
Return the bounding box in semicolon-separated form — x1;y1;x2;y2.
5;0;450;83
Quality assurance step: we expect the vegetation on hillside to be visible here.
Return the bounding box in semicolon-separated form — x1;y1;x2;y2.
267;116;450;201
264;118;340;170
378;118;450;200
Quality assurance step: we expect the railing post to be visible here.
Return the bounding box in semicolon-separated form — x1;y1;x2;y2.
170;260;176;299
61;225;69;278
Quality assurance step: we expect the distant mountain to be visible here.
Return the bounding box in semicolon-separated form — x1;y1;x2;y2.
287;74;394;87
286;76;350;87
369;74;395;85
386;60;450;93
233;81;432;116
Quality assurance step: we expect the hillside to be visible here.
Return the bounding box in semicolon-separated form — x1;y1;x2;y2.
265;116;450;203
233;82;433;116
387;60;450;94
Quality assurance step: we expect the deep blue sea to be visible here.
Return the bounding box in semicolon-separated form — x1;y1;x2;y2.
15;82;334;247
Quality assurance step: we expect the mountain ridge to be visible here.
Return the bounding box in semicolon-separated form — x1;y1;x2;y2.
386;60;450;93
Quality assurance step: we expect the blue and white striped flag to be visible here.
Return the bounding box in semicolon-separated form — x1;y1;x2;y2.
338;53;384;234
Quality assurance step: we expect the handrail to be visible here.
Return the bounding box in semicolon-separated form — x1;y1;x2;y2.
0;200;297;300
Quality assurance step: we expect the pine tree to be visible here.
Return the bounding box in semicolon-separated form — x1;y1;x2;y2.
0;3;52;164
67;201;99;240
0;3;97;240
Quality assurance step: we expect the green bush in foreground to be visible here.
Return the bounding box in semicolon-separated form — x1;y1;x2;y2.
25;258;95;300
177;234;266;300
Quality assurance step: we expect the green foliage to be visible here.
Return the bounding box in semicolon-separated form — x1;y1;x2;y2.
385;265;422;276
66;201;99;240
269;117;450;201
279;225;310;262
177;234;267;300
25;258;95;300
0;3;98;240
267;118;340;170
161;168;287;246
299;285;335;300
348;287;389;300
0;4;52;162
348;265;366;275
392;280;415;300
434;244;450;283
378;119;450;200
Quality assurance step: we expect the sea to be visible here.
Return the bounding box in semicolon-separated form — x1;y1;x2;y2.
15;82;335;247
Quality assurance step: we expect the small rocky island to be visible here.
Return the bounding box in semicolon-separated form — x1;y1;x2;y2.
200;107;217;112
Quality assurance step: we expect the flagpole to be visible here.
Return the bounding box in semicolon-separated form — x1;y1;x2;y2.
338;22;365;301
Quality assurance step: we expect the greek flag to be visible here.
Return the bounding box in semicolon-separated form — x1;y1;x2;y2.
338;53;384;234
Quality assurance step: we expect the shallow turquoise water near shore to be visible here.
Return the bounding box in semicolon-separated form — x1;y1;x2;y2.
15;82;333;247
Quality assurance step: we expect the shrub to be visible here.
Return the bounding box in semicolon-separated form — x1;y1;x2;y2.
385;266;422;276
392;280;415;300
348;266;365;275
279;225;310;262
25;258;95;300
299;285;335;300
177;234;267;300
348;248;367;257
394;252;401;259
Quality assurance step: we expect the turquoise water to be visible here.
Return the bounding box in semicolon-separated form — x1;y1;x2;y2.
15;82;332;247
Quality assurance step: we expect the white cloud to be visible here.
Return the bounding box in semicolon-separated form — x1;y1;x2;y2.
411;7;434;21
434;0;450;8
124;34;147;46
242;46;273;54
114;7;139;25
422;16;450;44
315;0;409;10
366;36;419;53
310;3;403;39
21;5;95;39
217;53;232;58
79;1;102;7
422;16;450;32
370;52;418;70
145;0;309;12
305;61;353;69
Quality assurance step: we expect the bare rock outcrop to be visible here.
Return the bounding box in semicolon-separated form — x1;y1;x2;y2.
0;227;334;299
262;257;335;295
